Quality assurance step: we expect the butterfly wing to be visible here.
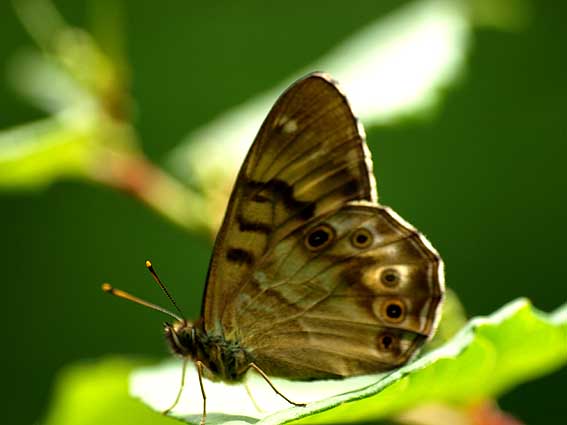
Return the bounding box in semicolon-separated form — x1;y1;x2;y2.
202;73;377;333
227;203;444;378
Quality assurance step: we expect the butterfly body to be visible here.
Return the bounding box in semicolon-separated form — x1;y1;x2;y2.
165;320;251;382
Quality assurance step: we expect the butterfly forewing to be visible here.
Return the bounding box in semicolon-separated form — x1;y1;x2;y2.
202;73;377;332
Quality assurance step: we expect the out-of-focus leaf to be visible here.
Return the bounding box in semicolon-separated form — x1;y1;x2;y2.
0;112;210;231
166;0;532;235
470;0;532;30
42;358;180;425
127;298;566;425
7;50;93;114
13;0;123;104
1;0;132;192
3;1;210;234
0;118;93;189
168;0;472;195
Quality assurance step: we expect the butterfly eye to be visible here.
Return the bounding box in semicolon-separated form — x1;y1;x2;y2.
381;299;406;323
381;268;400;287
305;224;335;251
377;332;398;352
351;228;373;249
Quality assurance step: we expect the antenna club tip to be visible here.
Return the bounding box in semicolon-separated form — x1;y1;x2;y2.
102;283;113;293
145;260;152;268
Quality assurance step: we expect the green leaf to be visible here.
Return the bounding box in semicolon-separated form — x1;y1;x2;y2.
0;118;93;189
43;358;180;425
131;298;566;424
42;300;566;425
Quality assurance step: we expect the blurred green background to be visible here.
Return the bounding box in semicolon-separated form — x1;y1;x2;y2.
0;0;565;424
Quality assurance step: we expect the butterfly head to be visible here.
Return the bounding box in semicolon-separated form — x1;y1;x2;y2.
164;320;196;357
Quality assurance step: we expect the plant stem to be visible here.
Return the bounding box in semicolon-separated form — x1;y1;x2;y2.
89;146;213;237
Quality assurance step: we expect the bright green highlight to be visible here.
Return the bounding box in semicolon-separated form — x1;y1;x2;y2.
43;358;179;425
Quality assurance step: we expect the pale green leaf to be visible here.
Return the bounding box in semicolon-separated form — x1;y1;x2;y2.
41;299;565;425
130;298;566;424
0;118;93;189
43;358;180;425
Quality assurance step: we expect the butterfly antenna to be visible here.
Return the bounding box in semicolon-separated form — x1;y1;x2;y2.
145;260;186;320
102;283;183;322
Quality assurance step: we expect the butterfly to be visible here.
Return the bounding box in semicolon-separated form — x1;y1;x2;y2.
103;72;444;423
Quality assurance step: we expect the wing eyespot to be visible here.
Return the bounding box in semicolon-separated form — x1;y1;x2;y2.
381;299;406;323
381;268;400;288
377;332;398;352
350;228;373;249
304;224;335;251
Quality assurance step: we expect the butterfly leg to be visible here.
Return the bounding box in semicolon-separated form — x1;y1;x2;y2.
248;362;306;407
244;380;264;413
163;357;188;415
196;360;207;425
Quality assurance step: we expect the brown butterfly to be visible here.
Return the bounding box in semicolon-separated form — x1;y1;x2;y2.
103;72;444;423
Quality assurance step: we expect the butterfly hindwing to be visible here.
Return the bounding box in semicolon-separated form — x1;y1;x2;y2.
226;203;444;378
202;73;377;332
